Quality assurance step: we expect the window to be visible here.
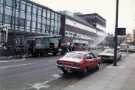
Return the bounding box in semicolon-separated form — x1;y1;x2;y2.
37;23;41;29
43;9;46;17
20;1;25;11
27;3;31;13
20;11;25;18
33;5;37;15
47;19;50;25
42;17;46;24
26;10;31;20
64;52;84;59
0;0;3;4
47;10;50;19
0;5;3;14
38;16;41;23
90;53;96;58
26;21;31;27
55;13;57;21
51;20;54;26
19;18;25;27
26;20;30;32
0;14;2;22
5;7;12;15
51;12;54;20
54;27;57;34
42;24;46;33
16;1;20;10
38;7;42;16
50;27;54;33
32;15;36;21
85;54;92;59
46;25;50;33
5;15;11;24
6;0;12;7
57;15;61;22
32;21;36;29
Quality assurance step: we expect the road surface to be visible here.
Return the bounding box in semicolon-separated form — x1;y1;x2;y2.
0;51;127;90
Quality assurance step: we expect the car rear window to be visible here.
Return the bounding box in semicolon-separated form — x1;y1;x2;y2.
64;52;84;59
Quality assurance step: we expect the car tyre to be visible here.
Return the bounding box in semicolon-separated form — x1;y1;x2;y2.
96;64;100;70
82;68;88;76
62;69;68;74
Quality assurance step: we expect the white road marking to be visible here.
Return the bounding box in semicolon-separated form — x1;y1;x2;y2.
27;80;51;90
107;65;125;69
0;63;33;69
0;58;26;63
52;74;61;79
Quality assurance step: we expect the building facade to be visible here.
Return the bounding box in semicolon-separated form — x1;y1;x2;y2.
0;0;107;56
0;0;62;56
60;12;107;49
79;13;106;44
59;11;99;50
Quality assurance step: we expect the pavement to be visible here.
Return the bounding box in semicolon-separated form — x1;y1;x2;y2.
62;53;135;90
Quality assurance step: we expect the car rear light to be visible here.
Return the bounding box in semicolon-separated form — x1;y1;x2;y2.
57;60;62;64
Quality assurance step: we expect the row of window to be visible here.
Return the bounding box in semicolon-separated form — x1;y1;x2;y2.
65;31;92;40
2;0;61;21
0;0;61;35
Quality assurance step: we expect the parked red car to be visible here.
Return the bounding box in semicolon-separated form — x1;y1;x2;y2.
57;51;101;75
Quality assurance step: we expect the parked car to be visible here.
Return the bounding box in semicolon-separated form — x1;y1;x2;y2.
98;48;122;63
120;43;129;52
128;45;135;52
56;51;101;75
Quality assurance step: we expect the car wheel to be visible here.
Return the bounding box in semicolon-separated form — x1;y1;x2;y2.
82;68;88;76
96;64;100;70
62;69;68;74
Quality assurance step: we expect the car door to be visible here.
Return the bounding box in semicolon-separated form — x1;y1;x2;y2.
85;53;94;68
90;53;98;66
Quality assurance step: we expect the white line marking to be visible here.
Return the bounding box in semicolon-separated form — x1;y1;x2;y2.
52;74;61;79
0;63;33;69
0;58;26;63
27;80;51;90
107;65;125;69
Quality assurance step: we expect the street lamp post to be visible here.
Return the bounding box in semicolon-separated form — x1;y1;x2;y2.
13;0;17;55
113;0;119;66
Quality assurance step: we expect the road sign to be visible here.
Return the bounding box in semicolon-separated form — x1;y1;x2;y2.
117;28;126;35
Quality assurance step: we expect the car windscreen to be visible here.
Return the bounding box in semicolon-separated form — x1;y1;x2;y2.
64;52;84;59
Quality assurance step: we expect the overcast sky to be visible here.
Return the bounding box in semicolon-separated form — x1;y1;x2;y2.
32;0;134;34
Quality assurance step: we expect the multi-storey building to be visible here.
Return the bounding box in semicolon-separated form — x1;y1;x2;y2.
0;0;107;56
59;11;97;50
0;0;62;56
79;13;106;47
60;11;106;49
